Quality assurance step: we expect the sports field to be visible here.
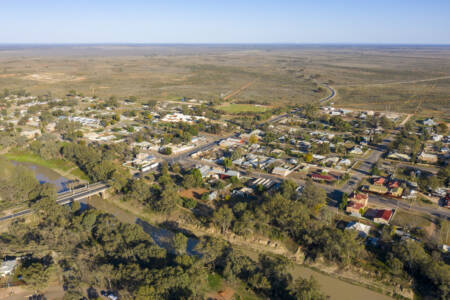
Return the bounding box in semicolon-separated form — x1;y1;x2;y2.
215;103;272;113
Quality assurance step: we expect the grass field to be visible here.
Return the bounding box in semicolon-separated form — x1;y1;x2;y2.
391;209;434;229
2;150;89;180
0;45;449;116
215;103;272;113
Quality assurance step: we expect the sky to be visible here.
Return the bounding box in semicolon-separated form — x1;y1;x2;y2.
0;0;449;44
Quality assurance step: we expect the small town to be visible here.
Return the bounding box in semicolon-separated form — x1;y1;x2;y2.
0;2;449;299
0;87;449;299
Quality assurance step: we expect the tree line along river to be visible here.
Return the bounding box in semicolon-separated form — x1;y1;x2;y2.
13;161;393;300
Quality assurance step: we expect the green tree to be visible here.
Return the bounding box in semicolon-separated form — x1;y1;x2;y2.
299;179;327;209
249;135;258;145
380;116;394;130
280;179;298;200
339;193;348;210
213;206;234;233
223;157;233;169
191;168;203;186
153;183;179;212
437;123;448;134
20;261;52;291
291;276;327;300
172;232;188;255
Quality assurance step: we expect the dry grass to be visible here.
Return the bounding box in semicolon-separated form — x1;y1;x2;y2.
0;45;449;117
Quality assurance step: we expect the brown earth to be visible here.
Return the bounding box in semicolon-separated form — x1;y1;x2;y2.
179;188;208;199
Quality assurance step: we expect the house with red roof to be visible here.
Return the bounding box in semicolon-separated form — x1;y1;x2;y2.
365;208;394;224
374;209;393;224
311;173;335;182
364;208;395;224
351;192;369;203
346;192;369;216
388;180;399;188
373;177;386;185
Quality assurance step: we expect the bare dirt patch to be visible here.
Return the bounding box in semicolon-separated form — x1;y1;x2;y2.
206;287;235;300
0;74;16;78
23;72;85;83
179;188;208;199
0;284;64;300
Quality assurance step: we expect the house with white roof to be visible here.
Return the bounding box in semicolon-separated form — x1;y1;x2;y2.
345;222;371;238
423;118;436;126
350;147;363;155
0;258;18;277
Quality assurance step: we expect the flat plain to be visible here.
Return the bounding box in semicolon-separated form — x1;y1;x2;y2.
0;44;449;119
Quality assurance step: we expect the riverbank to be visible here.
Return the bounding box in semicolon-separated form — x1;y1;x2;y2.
85;196;407;300
2;150;89;181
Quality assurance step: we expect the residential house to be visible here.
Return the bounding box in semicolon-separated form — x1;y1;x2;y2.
387;152;411;161
388;180;399;188
423;118;436;126
219;138;244;148
0;258;18;277
389;187;404;197
402;188;417;199
323;157;340;166
350;147;363;155
141;162;159;173
365;209;394;224
374;209;394;224
373;177;386;185
219;170;240;179
45;122;56;132
432;134;443;142
161;113;206;123
311;173;335;182
232;187;253;197
338;158;352;167
364;184;388;194
312;154;326;160
208;191;218;201
272;167;292;177
197;165;224;178
418;152;438;164
20;129;41;139
346;192;369;216
345;222;371;238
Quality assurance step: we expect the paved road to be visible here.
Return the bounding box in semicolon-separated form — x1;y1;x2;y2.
0;183;108;222
394;162;439;175
166;133;238;164
320;83;336;103
266;84;335;124
340;135;394;194
248;168;450;219
153;100;450;220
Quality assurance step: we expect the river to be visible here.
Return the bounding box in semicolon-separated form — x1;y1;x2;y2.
11;162;393;299
12;161;71;192
292;264;393;300
88;196;394;300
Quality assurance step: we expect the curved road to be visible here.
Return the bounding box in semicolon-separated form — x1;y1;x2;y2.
319;83;336;103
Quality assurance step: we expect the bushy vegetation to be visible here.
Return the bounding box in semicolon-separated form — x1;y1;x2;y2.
1;172;327;299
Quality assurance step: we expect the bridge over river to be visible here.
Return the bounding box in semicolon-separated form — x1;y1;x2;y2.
0;182;109;222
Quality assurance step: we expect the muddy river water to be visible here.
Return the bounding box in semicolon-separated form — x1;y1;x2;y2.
12;161;70;192
12;161;393;299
